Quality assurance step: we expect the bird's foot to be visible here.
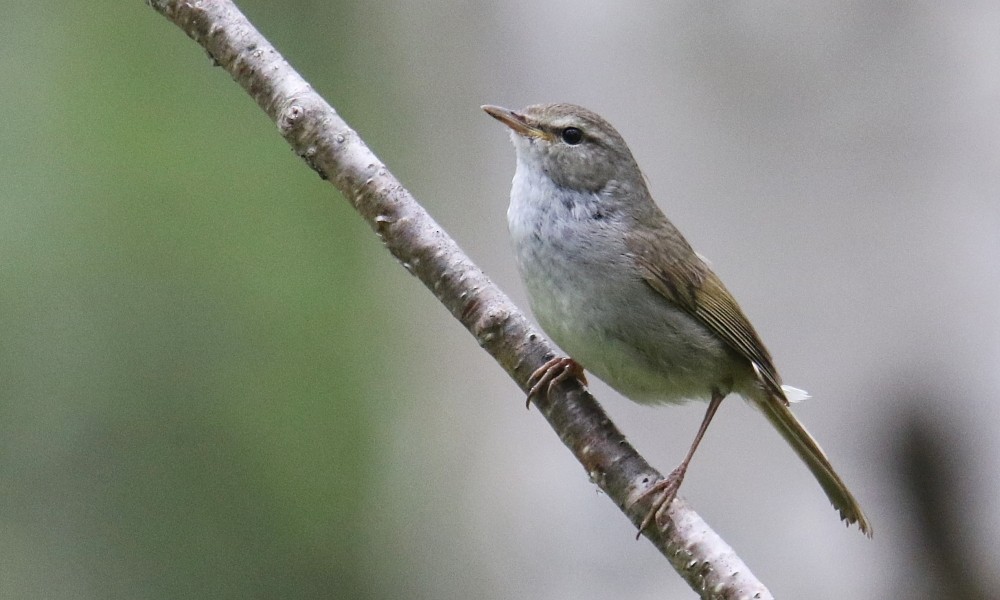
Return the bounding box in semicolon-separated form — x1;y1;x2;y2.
525;357;587;408
632;465;687;539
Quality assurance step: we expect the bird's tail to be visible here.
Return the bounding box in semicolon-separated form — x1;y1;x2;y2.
754;393;873;537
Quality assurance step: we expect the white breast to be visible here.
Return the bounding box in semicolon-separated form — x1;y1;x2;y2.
506;155;738;405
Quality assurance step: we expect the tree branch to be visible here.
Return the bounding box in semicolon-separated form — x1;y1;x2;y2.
146;1;772;597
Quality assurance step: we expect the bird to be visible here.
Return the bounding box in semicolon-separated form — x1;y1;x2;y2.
483;102;872;537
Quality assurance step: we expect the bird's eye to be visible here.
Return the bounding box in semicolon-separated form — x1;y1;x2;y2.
560;127;583;145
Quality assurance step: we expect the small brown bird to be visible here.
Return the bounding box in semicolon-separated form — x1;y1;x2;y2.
484;103;871;537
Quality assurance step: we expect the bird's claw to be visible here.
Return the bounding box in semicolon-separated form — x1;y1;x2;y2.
632;466;686;539
525;357;587;408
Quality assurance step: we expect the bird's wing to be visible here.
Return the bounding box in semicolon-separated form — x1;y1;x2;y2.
626;227;787;403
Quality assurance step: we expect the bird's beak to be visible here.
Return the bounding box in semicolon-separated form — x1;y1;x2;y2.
482;105;552;141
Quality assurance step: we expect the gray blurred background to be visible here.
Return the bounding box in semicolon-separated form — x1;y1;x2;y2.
3;1;999;598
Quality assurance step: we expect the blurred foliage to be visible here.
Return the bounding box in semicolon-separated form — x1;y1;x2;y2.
6;2;1000;599
1;1;399;598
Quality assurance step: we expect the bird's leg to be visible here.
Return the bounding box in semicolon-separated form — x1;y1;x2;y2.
525;357;587;408
633;389;725;538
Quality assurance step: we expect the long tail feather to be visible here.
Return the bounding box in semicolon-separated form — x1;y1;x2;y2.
755;394;873;537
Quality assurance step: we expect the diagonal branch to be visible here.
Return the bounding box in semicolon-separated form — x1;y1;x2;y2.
146;1;772;597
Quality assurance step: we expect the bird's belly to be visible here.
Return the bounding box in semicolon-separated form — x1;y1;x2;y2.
519;251;737;405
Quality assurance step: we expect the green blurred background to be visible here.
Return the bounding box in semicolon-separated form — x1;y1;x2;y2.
3;2;1000;599
3;2;396;597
